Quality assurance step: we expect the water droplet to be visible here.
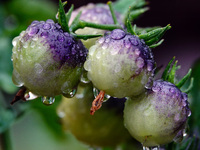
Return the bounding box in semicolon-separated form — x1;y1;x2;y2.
129;37;139;46
41;96;55;105
43;23;51;30
62;88;77;98
98;38;105;44
102;43;108;50
105;37;110;43
12;69;24;87
28;27;39;36
41;31;49;38
142;146;160;150
93;87;110;102
80;71;90;83
152;86;161;92
111;29;126;40
187;110;191;117
57;35;65;42
147;61;154;72
46;19;54;24
96;51;101;59
32;36;38;41
84;60;91;71
24;92;38;100
136;57;144;68
22;42;28;48
110;48;118;55
173;130;183;143
12;36;19;46
34;63;43;74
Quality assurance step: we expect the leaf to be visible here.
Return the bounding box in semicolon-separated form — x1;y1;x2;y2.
58;0;69;32
176;68;192;88
167;60;178;84
161;56;175;81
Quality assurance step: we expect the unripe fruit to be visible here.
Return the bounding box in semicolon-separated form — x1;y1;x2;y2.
84;29;155;98
12;19;88;97
124;80;191;147
57;82;131;147
69;3;123;49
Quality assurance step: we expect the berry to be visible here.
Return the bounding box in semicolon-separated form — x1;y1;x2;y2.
124;80;191;147
12;19;87;98
69;3;123;49
84;29;155;98
57;82;131;147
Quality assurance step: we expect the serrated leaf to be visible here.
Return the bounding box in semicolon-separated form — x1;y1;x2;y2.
149;39;164;48
65;4;74;26
176;68;192;88
167;60;178;84
58;0;69;32
162;56;175;81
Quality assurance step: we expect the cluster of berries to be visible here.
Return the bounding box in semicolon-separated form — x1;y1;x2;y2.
11;0;192;149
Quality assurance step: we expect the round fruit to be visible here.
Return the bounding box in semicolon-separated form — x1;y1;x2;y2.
124;80;191;147
12;19;88;97
84;29;155;98
69;3;123;49
57;82;131;147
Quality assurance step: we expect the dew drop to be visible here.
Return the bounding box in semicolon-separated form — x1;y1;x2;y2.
34;63;43;74
12;36;19;46
96;51;101;59
98;38;105;44
41;31;49;38
84;60;91;71
12;69;24;87
80;71;90;83
43;23;51;30
93;87;110;102
152;86;161;92
102;43;108;50
22;42;28;48
62;88;77;98
129;37;139;46
28;27;39;36
187;110;191;117
142;146;160;150
110;29;126;40
58;111;65;118
136;57;144;68
24;92;38;100
42;96;55;105
173;130;183;143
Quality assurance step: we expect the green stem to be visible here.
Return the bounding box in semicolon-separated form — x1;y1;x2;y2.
107;1;119;25
70;20;123;33
1;129;13;150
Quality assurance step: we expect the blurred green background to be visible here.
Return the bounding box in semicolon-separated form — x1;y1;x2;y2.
0;0;200;150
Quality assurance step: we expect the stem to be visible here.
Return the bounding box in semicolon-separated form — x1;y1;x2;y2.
1;129;13;150
107;1;119;25
70;20;123;33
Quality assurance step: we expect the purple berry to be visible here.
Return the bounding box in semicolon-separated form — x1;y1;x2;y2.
12;19;88;98
69;3;123;49
84;29;155;98
124;80;191;147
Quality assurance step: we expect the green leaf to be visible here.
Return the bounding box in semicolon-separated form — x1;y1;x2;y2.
149;39;164;48
184;77;194;94
65;4;74;26
162;56;175;81
72;34;103;40
176;68;192;88
167;60;178;84
58;0;69;32
126;13;136;35
139;24;171;43
69;11;82;32
129;7;149;22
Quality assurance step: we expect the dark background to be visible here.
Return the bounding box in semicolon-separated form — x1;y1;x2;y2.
61;0;200;77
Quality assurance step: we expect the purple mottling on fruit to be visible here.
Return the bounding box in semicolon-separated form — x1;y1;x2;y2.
151;80;191;122
99;29;154;71
69;3;122;25
25;19;88;68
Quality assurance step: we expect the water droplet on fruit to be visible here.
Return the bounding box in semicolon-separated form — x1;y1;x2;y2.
24;91;38;100
43;23;51;30
98;38;105;44
129;37;139;46
58;111;65;118
102;43;108;50
173;130;183;143
93;87;110;102
12;69;24;87
136;57;144;68
12;36;19;46
84;60;91;71
41;31;49;38
111;29;126;40
62;88;77;98
34;63;43;74
42;96;55;105
96;51;101;59
80;71;90;83
152;86;161;92
142;146;160;150
187;110;191;117
28;27;39;36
